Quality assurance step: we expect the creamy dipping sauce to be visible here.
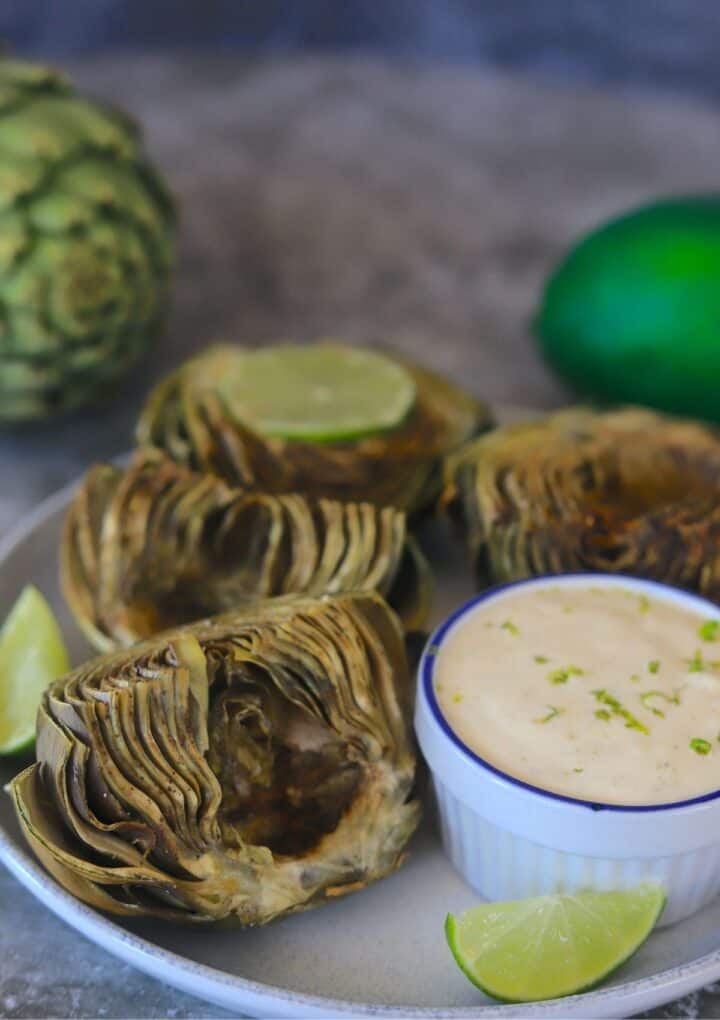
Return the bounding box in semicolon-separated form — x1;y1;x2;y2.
434;584;720;805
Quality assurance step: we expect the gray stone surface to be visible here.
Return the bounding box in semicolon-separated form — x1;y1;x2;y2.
2;54;720;1018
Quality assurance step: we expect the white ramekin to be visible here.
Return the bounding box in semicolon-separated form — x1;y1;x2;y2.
415;573;720;926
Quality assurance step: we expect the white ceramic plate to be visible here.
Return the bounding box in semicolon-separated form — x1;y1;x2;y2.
3;448;720;1018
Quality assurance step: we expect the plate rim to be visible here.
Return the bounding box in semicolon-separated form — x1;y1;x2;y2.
2;468;720;1018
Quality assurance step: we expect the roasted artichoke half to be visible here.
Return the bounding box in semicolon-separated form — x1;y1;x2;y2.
136;345;490;512
61;451;431;653
441;406;720;595
10;592;420;922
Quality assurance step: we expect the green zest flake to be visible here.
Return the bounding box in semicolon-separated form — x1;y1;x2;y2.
639;690;681;718
501;620;519;636
690;737;712;756
638;595;651;614
630;673;641;683
452;692;463;704
572;767;584;773
548;665;585;685
647;660;661;675
699;620;720;642
594;709;611;721
534;705;563;724
534;655;549;664
592;689;649;735
687;650;706;673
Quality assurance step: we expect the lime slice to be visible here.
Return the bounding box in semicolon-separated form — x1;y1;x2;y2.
446;884;666;1002
216;345;416;443
0;585;70;755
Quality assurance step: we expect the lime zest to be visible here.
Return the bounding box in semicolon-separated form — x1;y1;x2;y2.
548;665;584;685
592;689;649;735
533;705;563;724
699;620;720;642
639;690;681;718
687;650;707;673
690;737;712;756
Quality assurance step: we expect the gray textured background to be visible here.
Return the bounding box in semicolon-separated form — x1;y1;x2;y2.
1;49;720;1019
2;1;720;103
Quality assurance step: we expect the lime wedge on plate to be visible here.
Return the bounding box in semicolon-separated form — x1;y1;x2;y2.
217;344;416;443
0;585;69;755
446;884;666;1002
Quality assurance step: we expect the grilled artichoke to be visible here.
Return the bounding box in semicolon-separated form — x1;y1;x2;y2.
441;406;720;595
136;344;489;512
10;592;420;922
0;59;174;421
61;451;431;652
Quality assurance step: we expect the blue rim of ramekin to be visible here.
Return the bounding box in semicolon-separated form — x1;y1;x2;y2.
420;573;720;813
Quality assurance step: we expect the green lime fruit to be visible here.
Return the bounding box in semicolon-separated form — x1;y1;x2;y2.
217;344;417;443
0;585;70;755
536;197;720;420
446;884;666;1003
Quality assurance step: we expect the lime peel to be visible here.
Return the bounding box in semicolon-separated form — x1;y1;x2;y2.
0;584;70;755
445;883;666;1003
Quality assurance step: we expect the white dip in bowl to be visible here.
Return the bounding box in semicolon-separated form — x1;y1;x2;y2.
415;574;720;926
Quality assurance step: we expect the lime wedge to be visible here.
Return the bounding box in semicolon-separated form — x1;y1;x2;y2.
446;884;666;1002
216;345;416;443
0;585;70;755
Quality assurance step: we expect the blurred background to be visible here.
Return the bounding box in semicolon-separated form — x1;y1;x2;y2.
0;0;719;520
0;2;718;489
3;0;720;102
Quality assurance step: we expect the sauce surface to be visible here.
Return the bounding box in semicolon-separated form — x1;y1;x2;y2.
434;584;720;805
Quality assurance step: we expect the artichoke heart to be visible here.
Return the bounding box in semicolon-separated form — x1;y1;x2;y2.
442;406;720;596
136;344;490;512
9;592;420;922
61;450;431;652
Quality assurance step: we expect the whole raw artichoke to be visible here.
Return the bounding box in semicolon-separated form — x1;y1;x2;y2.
0;59;175;421
136;345;490;513
10;592;420;922
441;406;720;595
61;450;431;651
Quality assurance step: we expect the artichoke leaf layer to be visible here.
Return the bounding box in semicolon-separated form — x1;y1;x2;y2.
442;406;720;597
10;592;420;923
136;345;491;513
61;450;431;652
